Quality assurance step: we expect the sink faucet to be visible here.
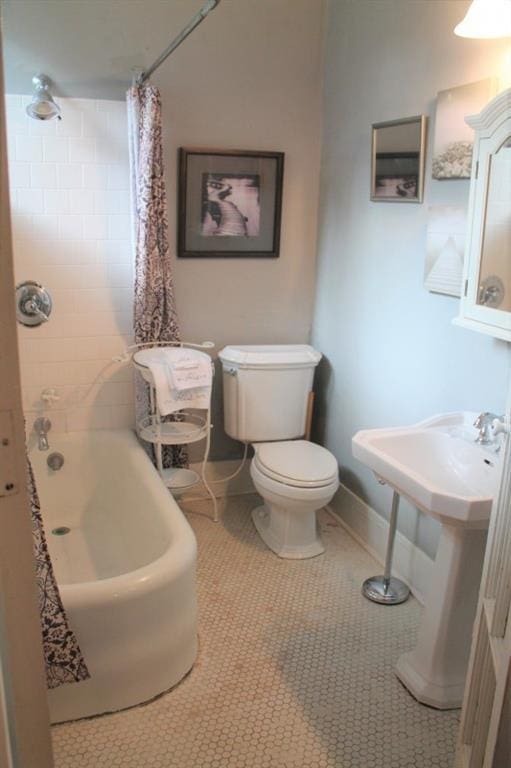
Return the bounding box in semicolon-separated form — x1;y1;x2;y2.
34;417;51;451
473;412;503;446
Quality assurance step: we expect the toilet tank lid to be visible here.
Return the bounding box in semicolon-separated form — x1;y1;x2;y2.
218;344;322;369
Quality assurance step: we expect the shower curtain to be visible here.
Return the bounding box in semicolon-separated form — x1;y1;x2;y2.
27;456;89;688
127;83;185;468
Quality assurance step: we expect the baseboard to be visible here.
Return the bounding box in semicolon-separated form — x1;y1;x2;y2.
326;482;433;605
186;459;255;499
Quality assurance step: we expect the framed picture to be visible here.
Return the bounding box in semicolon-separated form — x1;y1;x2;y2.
424;206;467;297
178;148;284;258
370;115;427;203
432;78;497;180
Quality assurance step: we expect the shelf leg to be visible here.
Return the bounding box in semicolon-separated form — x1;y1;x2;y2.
201;418;218;523
155;441;163;477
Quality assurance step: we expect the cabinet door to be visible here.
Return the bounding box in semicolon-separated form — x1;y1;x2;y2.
455;88;511;341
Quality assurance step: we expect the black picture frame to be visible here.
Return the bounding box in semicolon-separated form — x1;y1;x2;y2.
178;148;284;258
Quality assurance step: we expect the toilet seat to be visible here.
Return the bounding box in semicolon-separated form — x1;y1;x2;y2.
253;440;338;489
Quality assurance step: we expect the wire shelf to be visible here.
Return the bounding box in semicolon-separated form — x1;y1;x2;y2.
137;413;208;445
130;341;218;521
160;467;201;491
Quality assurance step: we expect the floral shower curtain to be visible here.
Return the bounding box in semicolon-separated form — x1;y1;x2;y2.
27;456;89;688
127;83;185;467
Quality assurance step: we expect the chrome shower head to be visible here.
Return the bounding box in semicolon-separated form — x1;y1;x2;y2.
26;74;61;121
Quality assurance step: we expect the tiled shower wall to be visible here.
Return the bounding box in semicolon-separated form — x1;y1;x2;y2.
6;96;134;433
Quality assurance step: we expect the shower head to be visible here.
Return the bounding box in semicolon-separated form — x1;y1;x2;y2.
26;74;61;121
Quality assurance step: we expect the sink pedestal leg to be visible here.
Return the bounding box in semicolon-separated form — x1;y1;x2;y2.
362;491;410;605
395;524;487;709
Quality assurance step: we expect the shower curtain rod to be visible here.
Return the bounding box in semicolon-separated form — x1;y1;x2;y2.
136;0;221;85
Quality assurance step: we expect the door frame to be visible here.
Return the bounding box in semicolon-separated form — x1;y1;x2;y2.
0;29;54;768
456;365;511;768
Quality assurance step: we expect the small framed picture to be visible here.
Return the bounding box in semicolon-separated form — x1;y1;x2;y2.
432;78;497;180
178;148;284;258
370;115;427;203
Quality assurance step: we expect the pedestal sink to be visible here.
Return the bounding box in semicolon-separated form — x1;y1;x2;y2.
352;412;501;709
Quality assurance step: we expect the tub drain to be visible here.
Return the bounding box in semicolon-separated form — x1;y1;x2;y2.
52;526;71;536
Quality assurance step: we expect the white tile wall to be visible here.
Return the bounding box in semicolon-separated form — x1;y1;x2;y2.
6;95;134;433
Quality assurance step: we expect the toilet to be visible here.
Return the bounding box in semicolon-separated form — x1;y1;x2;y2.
218;344;339;559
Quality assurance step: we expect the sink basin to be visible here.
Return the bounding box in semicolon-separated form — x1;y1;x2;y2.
352;412;500;528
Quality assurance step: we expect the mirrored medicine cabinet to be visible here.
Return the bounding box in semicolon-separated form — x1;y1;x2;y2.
455;87;511;342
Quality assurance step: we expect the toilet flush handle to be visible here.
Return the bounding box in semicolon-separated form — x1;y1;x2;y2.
226;367;238;376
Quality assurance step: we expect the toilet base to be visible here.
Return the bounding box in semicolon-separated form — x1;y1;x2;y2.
252;504;325;560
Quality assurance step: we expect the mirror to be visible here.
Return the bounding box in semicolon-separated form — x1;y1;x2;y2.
455;86;511;341
477;136;511;311
371;115;427;203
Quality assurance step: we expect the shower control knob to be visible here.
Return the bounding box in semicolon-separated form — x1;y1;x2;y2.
24;298;48;321
15;281;52;327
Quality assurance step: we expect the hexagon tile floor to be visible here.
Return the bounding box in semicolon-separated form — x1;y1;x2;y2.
52;495;459;768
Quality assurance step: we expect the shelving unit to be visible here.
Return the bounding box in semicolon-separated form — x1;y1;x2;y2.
131;341;218;522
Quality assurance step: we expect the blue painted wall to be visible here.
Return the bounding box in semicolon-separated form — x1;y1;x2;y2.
312;0;511;558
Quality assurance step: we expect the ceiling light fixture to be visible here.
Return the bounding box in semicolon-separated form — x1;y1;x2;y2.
454;0;511;39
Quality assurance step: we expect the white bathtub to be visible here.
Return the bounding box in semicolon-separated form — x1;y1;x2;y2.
30;429;197;723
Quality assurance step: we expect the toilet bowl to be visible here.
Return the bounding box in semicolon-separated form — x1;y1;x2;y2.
250;440;339;559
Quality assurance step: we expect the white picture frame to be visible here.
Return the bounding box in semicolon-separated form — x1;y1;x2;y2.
424;206;467;298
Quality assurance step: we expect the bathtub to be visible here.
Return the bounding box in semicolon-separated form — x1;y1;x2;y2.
30;429;197;723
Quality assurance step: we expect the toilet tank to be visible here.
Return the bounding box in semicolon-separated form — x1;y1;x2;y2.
218;345;322;443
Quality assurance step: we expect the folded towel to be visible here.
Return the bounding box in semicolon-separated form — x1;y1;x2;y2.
145;348;213;416
165;351;199;370
164;351;212;391
171;357;199;370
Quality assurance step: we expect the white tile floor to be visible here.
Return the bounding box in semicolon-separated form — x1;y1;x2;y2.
53;495;459;768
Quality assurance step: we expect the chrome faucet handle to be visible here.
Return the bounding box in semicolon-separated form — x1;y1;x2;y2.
473;412;500;429
474;412;503;445
41;388;60;405
24;299;49;323
34;416;51;435
491;414;508;436
473;412;497;427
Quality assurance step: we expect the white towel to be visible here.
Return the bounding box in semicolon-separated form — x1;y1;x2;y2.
163;350;212;391
145;349;212;416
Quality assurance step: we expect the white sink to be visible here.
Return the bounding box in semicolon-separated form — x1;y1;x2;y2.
352;412;500;528
352;411;502;709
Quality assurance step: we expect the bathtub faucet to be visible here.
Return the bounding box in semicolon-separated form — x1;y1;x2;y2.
34;416;51;451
